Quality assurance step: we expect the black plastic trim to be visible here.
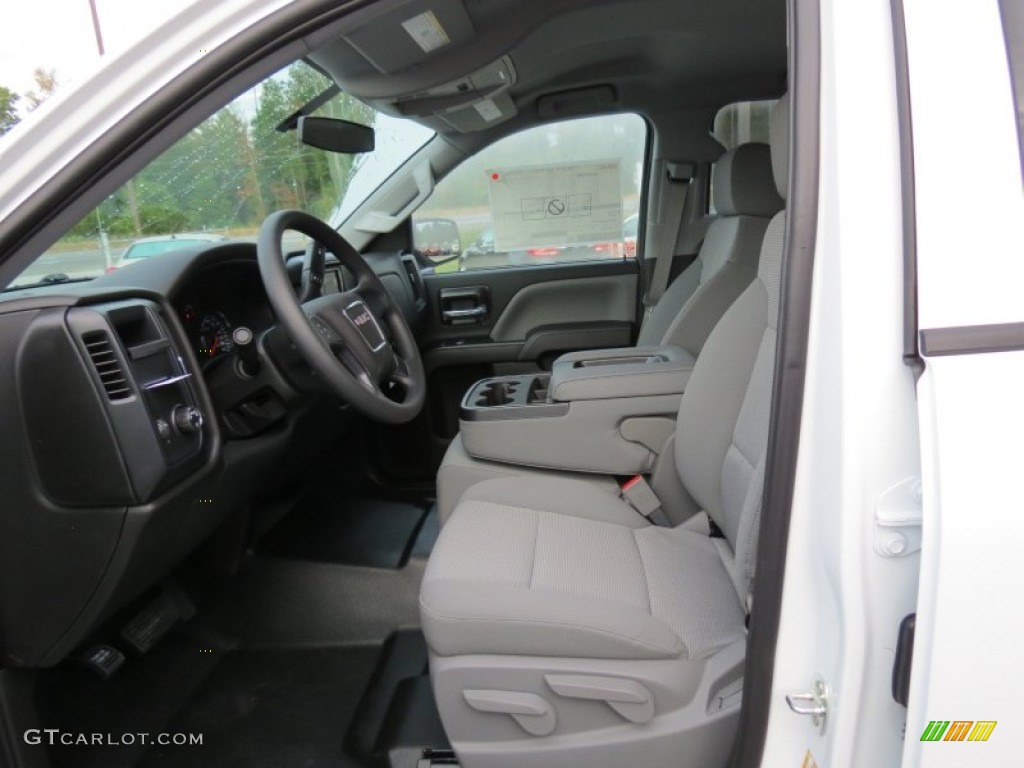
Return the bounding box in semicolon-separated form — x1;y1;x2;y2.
0;670;45;768
892;613;916;706
731;0;820;764
890;0;923;373
919;322;1024;357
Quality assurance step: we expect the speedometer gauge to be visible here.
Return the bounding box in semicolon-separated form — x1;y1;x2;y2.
198;312;234;358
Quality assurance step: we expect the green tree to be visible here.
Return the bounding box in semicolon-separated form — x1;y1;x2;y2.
185;106;256;228
25;68;58;111
0;86;19;135
251;77;297;212
127;104;258;233
248;63;378;219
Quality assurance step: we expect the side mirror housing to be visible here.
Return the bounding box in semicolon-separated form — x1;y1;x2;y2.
413;218;462;264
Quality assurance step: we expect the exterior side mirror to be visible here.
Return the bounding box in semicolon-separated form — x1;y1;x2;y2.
413;218;462;263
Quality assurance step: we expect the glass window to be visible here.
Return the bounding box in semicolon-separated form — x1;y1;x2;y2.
9;61;434;289
414;113;646;272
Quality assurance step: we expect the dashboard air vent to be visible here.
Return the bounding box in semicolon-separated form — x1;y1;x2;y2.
82;331;132;401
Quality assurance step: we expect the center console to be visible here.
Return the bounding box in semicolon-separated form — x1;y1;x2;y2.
458;346;695;475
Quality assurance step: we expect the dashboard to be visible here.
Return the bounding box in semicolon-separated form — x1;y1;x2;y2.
175;261;274;366
0;239;428;668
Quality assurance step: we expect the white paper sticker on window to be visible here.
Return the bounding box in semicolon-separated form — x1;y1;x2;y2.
487;161;624;251
401;11;451;54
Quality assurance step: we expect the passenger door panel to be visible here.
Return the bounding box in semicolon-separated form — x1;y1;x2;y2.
369;258;640;484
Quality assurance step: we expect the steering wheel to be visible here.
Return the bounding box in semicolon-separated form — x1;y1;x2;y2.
257;210;425;424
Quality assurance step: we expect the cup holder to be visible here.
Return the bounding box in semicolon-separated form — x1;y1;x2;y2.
461;374;564;421
475;380;519;407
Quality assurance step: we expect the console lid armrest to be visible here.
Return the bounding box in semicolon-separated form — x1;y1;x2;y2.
550;345;696;402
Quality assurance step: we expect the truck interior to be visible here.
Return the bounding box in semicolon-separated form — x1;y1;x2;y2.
0;0;817;766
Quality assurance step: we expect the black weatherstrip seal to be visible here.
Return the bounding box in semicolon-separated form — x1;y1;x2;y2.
730;0;820;765
890;0;923;374
920;323;1024;357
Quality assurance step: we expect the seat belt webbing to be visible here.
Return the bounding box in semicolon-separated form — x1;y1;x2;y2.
644;168;692;313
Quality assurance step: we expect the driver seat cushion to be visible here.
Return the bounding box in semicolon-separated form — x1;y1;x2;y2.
420;478;746;662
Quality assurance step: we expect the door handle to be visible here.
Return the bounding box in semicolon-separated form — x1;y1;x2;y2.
439;285;490;325
442;307;487;321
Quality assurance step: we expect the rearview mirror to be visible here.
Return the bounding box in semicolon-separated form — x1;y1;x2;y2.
297;116;375;154
413;218;462;264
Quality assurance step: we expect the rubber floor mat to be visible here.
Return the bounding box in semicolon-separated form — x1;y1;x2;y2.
257;493;427;568
141;646;381;768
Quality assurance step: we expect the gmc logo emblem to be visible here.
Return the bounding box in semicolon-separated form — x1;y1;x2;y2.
352;310;372;327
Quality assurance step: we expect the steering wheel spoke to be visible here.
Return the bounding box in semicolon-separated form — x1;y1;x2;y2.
304;309;343;346
257;210;425;424
299;242;326;303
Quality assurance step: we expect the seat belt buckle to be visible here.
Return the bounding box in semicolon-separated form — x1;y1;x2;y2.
620;475;663;522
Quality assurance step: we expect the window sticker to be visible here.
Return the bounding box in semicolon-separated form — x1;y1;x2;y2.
486;161;624;251
401;11;451;54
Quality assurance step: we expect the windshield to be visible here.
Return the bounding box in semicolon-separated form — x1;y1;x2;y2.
10;61;433;288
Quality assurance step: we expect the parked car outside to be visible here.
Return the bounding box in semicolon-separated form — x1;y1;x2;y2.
105;233;229;272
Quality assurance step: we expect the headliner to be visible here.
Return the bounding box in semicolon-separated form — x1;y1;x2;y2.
309;0;786;157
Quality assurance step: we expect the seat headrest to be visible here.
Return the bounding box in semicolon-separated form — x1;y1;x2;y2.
711;143;783;218
770;93;790;199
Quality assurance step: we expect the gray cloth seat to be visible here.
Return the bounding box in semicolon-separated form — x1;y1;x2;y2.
421;477;746;662
421;95;789;768
638;141;782;357
435;141;782;523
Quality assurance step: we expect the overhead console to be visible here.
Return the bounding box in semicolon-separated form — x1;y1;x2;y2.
391;56;517;133
310;0;519;132
458;346;695;475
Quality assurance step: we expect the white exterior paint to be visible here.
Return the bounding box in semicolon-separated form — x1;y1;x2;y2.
764;0;1022;765
907;353;1024;768
904;0;1023;331
761;0;924;765
901;0;1024;766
